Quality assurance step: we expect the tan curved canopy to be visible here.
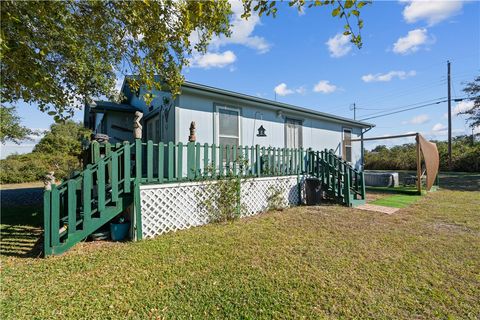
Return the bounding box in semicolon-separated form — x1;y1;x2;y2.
418;134;439;191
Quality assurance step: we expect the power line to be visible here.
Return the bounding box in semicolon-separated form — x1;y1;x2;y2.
359;97;468;121
359;97;447;118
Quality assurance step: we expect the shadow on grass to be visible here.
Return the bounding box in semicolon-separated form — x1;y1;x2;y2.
437;172;480;191
0;205;44;258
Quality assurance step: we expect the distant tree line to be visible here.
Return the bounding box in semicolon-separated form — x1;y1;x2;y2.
0;121;90;184
365;135;480;172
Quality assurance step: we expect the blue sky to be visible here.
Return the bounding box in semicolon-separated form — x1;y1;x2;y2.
2;0;479;158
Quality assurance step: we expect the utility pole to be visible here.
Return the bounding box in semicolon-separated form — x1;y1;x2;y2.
447;60;452;170
351;102;356;120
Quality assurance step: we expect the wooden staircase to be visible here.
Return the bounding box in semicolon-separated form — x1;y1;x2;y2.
43;141;365;256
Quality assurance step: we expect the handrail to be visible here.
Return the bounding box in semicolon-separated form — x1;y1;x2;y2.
44;139;366;256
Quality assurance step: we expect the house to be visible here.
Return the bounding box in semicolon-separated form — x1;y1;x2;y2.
84;79;374;169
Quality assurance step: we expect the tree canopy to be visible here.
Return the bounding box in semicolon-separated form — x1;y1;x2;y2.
1;0;370;121
461;75;480;128
0;105;34;144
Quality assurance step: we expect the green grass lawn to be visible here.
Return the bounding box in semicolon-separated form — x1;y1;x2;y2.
1;177;479;319
370;194;423;208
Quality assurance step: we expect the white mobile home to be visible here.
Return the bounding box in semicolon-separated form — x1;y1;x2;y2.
84;79;374;169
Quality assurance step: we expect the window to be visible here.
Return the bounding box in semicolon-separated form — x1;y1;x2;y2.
146;115;160;142
217;106;240;146
285;118;302;149
343;128;352;162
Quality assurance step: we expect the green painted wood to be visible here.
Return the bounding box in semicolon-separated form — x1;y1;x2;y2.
211;143;217;178
98;159;106;212
83;167;92;226
219;145;224;177
232;145;237;176
105;143;112;183
158;142;164;183
91;141;100;164
168;142;174;181
272;148;276;175
135;139;142;182
344;168;351;207
203;143;209;178
50;186;60;247
177;142;183;180
67;179;76;235
360;171;366;200
147;140;154;182
134;182;142;240
111;152;119;201
187;142;195;180
196;143;201;178
243;146;249;176
256;145;261;177
43;190;52;257
123;142;131;193
225;145;230;173
250;146;255;176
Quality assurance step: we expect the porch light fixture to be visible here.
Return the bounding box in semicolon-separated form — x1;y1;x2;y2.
257;125;266;137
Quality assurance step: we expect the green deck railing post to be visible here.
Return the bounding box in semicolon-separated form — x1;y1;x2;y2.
187;142;195;180
111;151;119;201
98;159;106;212
135;139;142;182
211;144;217;178
344;168;351;206
196;143;201;178
203;143;209;178
177;142;183;181
219;145;224;177
360;171;366;200
67;179;77;235
83;166;92;227
123;141;131;193
255;145;261;177
168;142;174;181
147;140;154;182
43;190;52;256
158;142;164;183
51;185;60;247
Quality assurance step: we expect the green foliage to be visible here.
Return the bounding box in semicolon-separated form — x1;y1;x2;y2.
0;121;90;184
202;176;243;223
242;0;371;48
460;75;480;128
365;135;480;172
1;0;231;118
266;185;285;211
33;120;90;157
0;105;35;144
0;153;79;184
1;1;370;120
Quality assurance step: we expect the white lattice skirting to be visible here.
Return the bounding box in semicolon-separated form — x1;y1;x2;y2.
140;176;301;239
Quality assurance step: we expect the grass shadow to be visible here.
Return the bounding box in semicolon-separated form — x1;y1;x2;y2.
1;205;44;258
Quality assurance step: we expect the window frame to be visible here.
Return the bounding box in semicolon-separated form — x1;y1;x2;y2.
342;127;353;163
214;104;241;146
284;117;303;149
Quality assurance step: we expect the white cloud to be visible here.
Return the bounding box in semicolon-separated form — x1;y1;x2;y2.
402;0;464;26
273;83;307;96
211;0;270;54
393;28;433;54
274;83;294;96
453;100;475;115
190;50;237;69
432;123;447;132
313;80;338;94
403;114;430;125
362;70;417;83
326;33;352;58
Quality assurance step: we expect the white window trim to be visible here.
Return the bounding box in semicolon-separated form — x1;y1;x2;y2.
214;104;241;146
343;127;353;162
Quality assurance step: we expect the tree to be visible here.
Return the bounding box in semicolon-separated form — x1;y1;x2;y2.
0;105;34;144
461;75;480;128
33;120;91;158
1;0;370;121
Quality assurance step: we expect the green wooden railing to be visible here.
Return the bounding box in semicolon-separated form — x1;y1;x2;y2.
44;139;365;256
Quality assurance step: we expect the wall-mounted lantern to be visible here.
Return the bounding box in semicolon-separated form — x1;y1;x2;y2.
257;125;266;137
